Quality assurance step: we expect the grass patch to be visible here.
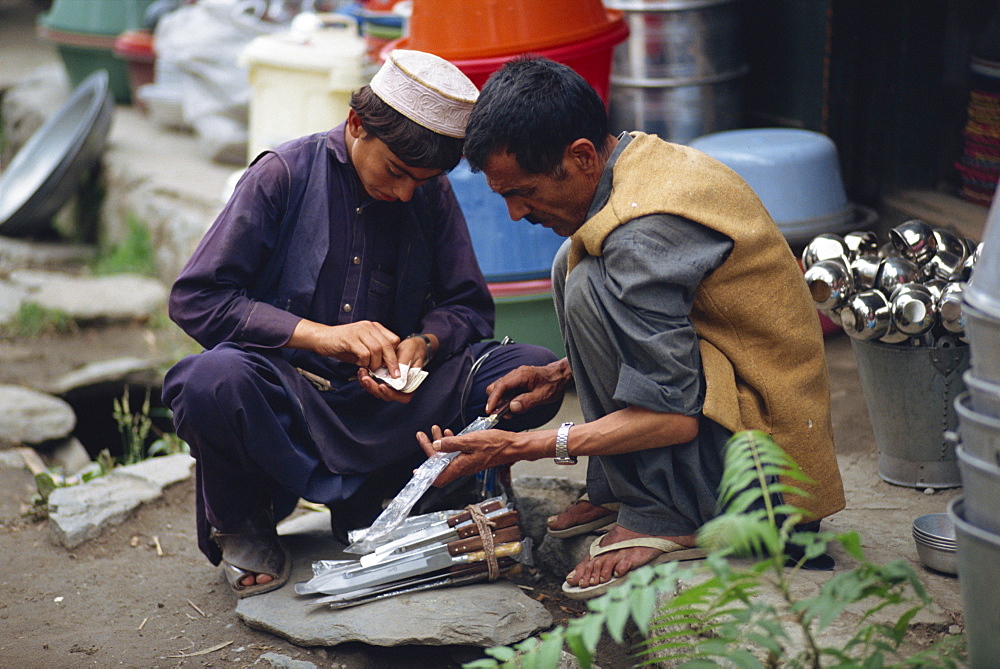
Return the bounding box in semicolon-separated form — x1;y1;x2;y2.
4;301;76;338
93;214;158;276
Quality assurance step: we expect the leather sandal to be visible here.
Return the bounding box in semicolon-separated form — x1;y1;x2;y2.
211;518;292;598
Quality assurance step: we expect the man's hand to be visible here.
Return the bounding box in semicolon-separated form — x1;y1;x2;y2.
358;368;413;404
357;333;438;403
288;319;401;375
416;425;522;487
485;358;572;416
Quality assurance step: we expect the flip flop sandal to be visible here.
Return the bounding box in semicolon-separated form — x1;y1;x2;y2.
546;493;620;538
561;534;706;601
211;526;292;599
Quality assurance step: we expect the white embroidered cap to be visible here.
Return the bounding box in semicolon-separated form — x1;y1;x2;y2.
369;49;479;139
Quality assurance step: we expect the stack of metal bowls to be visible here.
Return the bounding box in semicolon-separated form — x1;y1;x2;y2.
911;513;957;575
802;221;977;489
801;220;979;345
947;192;1000;668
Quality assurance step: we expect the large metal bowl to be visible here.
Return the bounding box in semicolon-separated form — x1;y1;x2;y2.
0;70;113;237
912;512;957;575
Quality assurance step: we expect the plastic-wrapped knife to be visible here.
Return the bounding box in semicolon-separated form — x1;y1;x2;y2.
344;400;514;554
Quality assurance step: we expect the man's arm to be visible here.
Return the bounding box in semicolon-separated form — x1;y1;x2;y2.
418;406;698;487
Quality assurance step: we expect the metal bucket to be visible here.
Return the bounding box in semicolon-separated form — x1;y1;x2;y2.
850;338;969;488
954;390;1000;466
962;370;1000;418
605;0;746;143
956;444;1000;535
963;299;1000;384
949;497;1000;668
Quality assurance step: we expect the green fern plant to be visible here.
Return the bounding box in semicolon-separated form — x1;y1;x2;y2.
467;430;965;669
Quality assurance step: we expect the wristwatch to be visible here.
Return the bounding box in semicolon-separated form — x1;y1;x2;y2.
406;333;434;364
554;421;577;465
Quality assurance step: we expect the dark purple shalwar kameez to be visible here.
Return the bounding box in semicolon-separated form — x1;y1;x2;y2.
162;124;559;564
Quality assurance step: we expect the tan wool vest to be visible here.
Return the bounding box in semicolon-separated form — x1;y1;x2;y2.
568;132;845;521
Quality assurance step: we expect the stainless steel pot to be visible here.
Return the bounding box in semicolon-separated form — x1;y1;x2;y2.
606;0;746;143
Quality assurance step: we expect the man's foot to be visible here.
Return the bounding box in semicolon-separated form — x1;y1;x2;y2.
561;525;705;600
546;496;619;538
211;522;291;598
237;572;274;587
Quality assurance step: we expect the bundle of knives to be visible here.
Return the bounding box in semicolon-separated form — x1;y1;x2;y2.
295;499;526;609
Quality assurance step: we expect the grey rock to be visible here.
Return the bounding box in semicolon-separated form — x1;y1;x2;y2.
113;453;194;490
237;511;552;648
46;357;164;397
258;652;317;669
8;270;167;322
512;475;585;548
0;384;76;446
0;236;96;276
0;280;28;325
536;532;593;581
47;454;194;548
41;437;92;476
0;449;26;468
48;473;162;548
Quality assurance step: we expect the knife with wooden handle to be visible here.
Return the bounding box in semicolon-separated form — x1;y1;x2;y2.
298;541;524;596
361;510;520;567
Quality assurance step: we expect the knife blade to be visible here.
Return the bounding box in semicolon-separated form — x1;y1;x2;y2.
347;401;515;552
321;564;503;609
361;510;520;567
301;541;523;596
313;557;519;608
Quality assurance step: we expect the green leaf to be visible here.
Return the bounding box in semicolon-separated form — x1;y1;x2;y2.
34;471;58;500
533;630;566;669
463;660;499;669
483;646;516;662
604;593;631;643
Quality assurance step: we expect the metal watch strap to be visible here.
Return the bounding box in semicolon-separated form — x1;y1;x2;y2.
407;333;434;363
554;421;577;465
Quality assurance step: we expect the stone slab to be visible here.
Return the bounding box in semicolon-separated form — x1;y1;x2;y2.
8;270;167;322
47;453;194;548
46;356;164;396
0;384;76;446
237;510;552;648
48;473;162;548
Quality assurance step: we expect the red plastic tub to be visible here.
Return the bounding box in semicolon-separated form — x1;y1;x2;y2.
405;0;618;61
381;15;628;105
113;30;155;110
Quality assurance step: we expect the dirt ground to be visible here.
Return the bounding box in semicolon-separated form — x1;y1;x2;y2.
0;322;611;669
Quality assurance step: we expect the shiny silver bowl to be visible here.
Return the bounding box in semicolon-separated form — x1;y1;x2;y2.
840;289;891;340
890;219;938;266
801;233;851;270
804;259;853;310
890;283;937;335
933;228;969;264
844;229;880;259
850;254;881;291
875;256;922;296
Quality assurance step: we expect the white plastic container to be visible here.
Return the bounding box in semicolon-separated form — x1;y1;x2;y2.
240;14;367;161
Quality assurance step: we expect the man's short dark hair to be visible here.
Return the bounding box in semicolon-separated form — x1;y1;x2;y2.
350;86;465;171
464;57;609;175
